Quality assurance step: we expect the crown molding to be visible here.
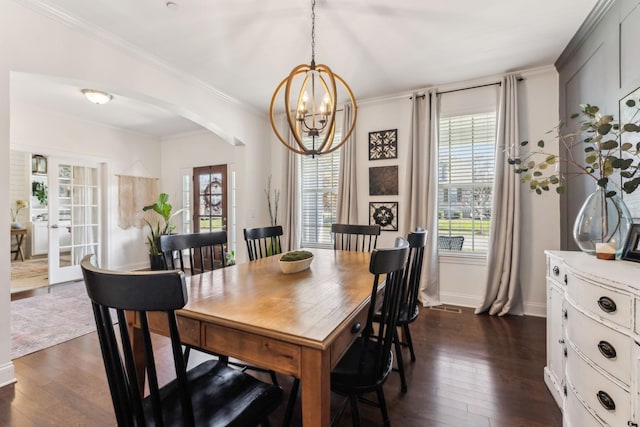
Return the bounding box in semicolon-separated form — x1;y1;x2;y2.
14;0;263;118
555;0;617;70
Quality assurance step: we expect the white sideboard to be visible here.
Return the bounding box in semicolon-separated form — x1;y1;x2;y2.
546;250;640;426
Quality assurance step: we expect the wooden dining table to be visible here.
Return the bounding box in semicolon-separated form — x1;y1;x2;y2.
134;247;378;427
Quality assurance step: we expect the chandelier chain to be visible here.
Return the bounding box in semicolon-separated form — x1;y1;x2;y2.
311;0;316;65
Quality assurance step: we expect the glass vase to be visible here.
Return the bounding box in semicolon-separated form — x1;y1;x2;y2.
573;186;633;259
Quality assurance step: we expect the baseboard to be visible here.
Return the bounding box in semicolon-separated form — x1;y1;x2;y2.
0;362;16;389
439;291;547;317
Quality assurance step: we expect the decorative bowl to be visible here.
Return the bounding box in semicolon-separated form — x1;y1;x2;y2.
279;251;314;274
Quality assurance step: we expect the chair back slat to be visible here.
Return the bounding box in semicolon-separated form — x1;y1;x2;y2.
361;238;409;379
404;228;428;319
243;226;283;261
81;255;191;427
331;223;381;252
159;231;228;274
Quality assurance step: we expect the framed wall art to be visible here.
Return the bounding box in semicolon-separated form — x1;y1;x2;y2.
369;129;398;160
369;202;398;231
620;86;640;219
622;223;640;262
369;165;398;196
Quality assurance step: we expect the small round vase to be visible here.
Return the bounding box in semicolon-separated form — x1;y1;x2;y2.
573;186;633;259
11;222;22;229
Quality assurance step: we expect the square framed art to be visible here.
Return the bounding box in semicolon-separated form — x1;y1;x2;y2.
369;202;398;231
369;129;398;160
369;165;398;196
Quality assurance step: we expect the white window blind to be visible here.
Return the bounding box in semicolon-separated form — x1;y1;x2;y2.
438;112;496;253
300;140;341;247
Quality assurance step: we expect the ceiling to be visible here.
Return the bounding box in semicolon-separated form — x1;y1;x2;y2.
12;0;600;137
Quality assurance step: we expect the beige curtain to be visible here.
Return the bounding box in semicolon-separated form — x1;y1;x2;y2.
118;175;158;229
336;104;358;223
475;74;523;316
282;148;299;251
405;90;440;306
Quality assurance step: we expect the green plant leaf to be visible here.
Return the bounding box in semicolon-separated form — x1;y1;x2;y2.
626;99;636;108
600;140;618;150
545;155;556;163
624;123;639;132
605;190;616;198
538;163;548;170
584;146;595;152
556;186;565;194
550;175;559;184
622;142;633;151
570;113;580;119
520;140;529;146
533;171;542;176
537;140;544;148
585;154;598;164
597;177;609;188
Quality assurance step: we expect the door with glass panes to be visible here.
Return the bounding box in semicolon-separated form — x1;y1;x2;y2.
193;164;227;269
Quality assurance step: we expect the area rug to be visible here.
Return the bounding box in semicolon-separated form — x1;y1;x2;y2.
11;280;98;359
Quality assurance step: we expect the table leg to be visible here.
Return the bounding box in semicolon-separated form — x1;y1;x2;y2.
300;347;331;427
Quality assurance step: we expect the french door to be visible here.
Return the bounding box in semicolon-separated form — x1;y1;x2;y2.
48;158;100;284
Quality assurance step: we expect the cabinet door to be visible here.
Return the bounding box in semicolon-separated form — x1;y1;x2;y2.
547;280;566;406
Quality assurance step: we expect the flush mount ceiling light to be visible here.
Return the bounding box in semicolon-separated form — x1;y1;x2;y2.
269;0;356;157
81;89;113;105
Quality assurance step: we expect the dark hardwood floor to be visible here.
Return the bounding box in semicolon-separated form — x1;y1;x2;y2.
0;305;562;426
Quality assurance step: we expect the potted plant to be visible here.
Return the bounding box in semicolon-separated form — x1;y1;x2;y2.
142;193;183;270
10;199;28;229
509;101;640;257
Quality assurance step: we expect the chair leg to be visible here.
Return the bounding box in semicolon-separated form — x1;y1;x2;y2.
269;370;279;386
282;378;299;427
349;394;361;427
376;387;390;427
394;330;408;393
403;323;416;362
183;345;191;365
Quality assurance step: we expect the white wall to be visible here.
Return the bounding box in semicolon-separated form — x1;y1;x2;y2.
0;1;269;387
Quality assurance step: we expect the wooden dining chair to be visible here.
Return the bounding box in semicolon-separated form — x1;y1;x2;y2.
159;231;278;384
283;238;409;427
331;237;409;426
159;231;228;274
80;254;283;427
244;226;283;260
331;223;381;252
375;227;427;393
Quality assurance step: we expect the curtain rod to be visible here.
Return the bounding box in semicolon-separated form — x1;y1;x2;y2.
410;77;525;99
115;174;159;179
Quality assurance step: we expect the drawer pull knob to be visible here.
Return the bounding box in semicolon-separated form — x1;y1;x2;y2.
597;296;617;313
597;390;615;411
553;266;560;276
598;341;617;359
351;322;361;334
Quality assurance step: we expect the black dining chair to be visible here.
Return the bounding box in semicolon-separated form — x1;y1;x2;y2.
331;237;409;426
159;231;278;384
283;238;409;427
331;224;381;252
80;254;283;427
159;230;228;274
375;227;427;393
244;226;283;261
437;235;464;251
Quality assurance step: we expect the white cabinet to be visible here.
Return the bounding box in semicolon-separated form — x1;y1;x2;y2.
545;250;640;426
31;221;48;255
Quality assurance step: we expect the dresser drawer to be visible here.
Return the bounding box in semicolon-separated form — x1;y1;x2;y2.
565;383;604;427
547;254;567;286
566;344;630;426
566;274;632;330
566;304;631;386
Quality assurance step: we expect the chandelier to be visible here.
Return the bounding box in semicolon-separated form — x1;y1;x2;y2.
269;0;357;157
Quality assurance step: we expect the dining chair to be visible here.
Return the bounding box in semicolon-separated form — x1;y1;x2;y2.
80;254;283;427
437;235;464;251
244;226;283;261
159;230;228;274
331;237;409;426
283;238;409;427
375;227;427;393
331;223;381;252
159;231;278;384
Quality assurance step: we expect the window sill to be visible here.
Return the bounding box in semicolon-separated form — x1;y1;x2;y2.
438;252;487;266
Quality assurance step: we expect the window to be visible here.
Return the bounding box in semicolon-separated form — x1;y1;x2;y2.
300;139;341;247
438;112;496;254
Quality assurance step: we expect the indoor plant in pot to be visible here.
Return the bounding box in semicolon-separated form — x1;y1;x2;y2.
509;101;640;258
143;193;183;270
